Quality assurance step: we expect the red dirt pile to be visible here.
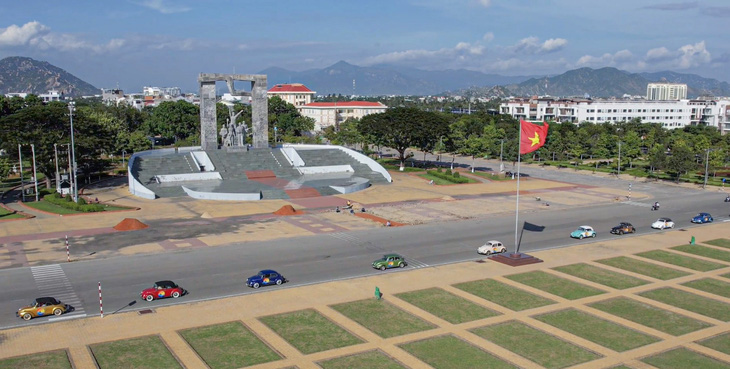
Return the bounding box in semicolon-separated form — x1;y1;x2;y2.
113;218;149;231
273;205;303;216
354;213;405;227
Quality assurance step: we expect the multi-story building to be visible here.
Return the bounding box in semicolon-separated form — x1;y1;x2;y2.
101;88;125;105
267;83;316;107
299;101;387;131
143;86;181;98
38;90;63;102
646;83;687;101
500;96;730;132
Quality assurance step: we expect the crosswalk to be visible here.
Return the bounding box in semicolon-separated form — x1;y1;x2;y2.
329;232;359;243
405;257;429;269
620;201;653;208
30;264;86;320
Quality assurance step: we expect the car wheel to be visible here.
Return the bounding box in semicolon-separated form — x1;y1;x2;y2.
592;233;596;238
500;248;506;253
22;313;32;321
145;295;154;302
53;308;63;316
579;235;584;239
379;265;386;271
619;230;624;235
485;250;492;255
172;291;180;298
253;283;260;289
276;279;282;285
399;263;405;268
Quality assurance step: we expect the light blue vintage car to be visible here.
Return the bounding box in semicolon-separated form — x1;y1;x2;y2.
570;225;596;239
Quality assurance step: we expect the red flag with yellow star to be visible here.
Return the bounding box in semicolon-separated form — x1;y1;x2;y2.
519;120;549;154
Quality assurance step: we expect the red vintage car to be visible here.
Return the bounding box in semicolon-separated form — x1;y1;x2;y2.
140;280;186;302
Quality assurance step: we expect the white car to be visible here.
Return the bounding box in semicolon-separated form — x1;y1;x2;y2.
651;218;675;230
477;240;507;255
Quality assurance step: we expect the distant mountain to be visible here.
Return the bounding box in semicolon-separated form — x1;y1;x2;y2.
638;71;730;97
0;56;98;97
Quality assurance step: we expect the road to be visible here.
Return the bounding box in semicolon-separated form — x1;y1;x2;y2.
1;180;728;330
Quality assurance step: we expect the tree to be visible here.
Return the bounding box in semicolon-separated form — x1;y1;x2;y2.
647;144;665;174
621;131;641;168
666;142;695;183
141;100;199;142
0;156;10;181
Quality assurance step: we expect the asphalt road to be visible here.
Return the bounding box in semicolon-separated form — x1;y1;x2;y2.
1;182;728;330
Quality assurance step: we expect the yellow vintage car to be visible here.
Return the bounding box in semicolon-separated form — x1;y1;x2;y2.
17;297;68;321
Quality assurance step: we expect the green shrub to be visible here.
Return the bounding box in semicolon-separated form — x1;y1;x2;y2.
77;197;87;205
426;170;470;184
43;194;104;212
65;194;73;202
445;169;452;176
453;172;460;178
437;167;443;173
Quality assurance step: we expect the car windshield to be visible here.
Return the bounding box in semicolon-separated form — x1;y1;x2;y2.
31;300;38;307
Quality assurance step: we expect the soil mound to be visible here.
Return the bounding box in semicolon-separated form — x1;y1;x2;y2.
200;212;213;219
273;205;303;216
354;213;405;227
114;218;149;231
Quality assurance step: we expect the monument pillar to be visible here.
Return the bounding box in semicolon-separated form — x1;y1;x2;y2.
251;75;268;149
199;81;217;150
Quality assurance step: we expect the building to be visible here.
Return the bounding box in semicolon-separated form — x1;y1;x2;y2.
38;90;63;102
646;83;687;100
299;101;387;131
267;83;316;107
500;96;730;132
101;88;125;105
143;86;181;98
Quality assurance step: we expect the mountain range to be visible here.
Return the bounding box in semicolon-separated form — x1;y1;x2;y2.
1;56;729;99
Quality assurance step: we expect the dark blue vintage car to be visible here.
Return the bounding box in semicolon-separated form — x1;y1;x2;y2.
691;212;713;224
246;270;286;289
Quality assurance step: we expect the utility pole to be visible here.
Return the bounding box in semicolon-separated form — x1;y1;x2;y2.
31;144;39;202
703;148;716;189
18;144;24;202
54;144;60;193
617;141;622;176
68;101;78;202
499;139;504;172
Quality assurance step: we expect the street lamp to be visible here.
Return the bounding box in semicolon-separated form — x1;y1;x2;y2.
18;144;24;202
122;150;127;168
617;141;622;176
68;101;78;202
704;148;719;189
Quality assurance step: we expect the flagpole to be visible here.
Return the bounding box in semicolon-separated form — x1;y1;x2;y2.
514;122;521;254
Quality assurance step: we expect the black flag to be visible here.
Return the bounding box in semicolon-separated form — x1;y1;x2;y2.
523;222;545;232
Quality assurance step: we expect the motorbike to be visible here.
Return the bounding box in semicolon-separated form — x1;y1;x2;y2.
651;204;660;211
724;196;730;202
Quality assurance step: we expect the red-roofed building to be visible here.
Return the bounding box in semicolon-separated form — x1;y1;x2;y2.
267;83;316;107
300;101;387;131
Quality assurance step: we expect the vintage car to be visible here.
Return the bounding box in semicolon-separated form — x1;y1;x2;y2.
691;213;713;224
610;222;636;235
17;297;68;321
570;225;596;239
140;280;187;301
246;270;286;289
372;254;407;270
651;218;675;230
477;240;507;255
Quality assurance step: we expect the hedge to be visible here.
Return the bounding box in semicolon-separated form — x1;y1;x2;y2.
44;193;104;212
426;170;471;183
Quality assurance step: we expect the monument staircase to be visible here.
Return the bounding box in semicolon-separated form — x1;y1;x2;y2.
295;149;390;183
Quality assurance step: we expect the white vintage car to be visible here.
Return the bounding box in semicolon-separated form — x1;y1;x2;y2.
477;240;507;255
651;218;675;230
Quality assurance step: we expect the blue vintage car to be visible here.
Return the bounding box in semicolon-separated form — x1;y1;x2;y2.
570;225;596;239
246;270;286;289
691;213;713;224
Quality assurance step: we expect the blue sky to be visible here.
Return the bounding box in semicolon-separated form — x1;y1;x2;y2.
1;0;729;93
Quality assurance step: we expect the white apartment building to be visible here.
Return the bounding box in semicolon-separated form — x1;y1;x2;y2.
143;86;181;97
646;83;687;100
299;101;387;131
267;83;316;107
500;96;730;133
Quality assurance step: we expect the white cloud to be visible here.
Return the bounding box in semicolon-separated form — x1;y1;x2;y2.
512;36;567;54
474;0;491;7
0;21;50;47
541;38;568;53
135;0;191;14
577;42;712;71
482;32;494;42
0;21;127;53
646;46;671;61
361;40;485;66
678;41;711;68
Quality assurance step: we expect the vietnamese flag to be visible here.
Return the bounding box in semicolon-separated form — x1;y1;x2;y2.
519;120;549;155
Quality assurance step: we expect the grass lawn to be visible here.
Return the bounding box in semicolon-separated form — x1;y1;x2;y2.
23;201;133;215
399;335;516;369
635;250;727;271
722;272;730;280
0;350;72;369
318;350;405;369
470;171;512;181
642;347;730;369
589;297;712;336
698;332;730;355
535;309;659;351
683;278;730;298
704;238;730;249
330;299;434;338
672;244;730;263
259;309;362;354
470;321;601;369
395;287;500;324
91;335;182;369
553;263;649;289
0;207;25;219
596;256;690;280
505;271;605;300
453;279;555;311
418;173;477;184
639;287;730;321
179;321;281;369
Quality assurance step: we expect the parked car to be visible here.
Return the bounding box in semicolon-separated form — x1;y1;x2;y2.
610;222;636;235
372;254;407;270
570;225;596;239
17;297;68;321
477;240;507;255
141;280;187;301
651;218;675;230
691;212;713;224
246;270;286;289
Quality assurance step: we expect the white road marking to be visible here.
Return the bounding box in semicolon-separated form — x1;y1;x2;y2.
30;264;85;316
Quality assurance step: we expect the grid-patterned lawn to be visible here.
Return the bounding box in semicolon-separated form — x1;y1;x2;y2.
91;335;182;369
596;256;690;280
534;309;659;351
704;238;730;249
672;245;730;263
453;279;555;311
641;347;730;369
395;287;500;324
471;320;601;369
399;335;516;369
639;287;730;321
683;278;730;298
552;263;649;289
589;297;712;336
635;250;727;271
259;309;363;354
0;350;71;369
330;299;434;338
318;350;406;369
505;271;605;300
179;321;281;369
698;332;730;355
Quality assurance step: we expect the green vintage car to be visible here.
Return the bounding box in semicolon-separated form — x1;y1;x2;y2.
372;254;407;271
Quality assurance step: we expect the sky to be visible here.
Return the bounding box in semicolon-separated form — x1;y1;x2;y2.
1;0;729;93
